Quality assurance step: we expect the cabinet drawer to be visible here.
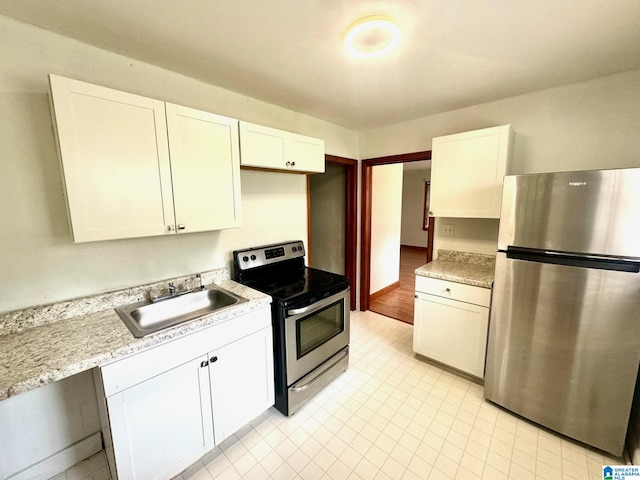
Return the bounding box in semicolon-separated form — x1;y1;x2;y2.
415;276;491;307
100;306;270;397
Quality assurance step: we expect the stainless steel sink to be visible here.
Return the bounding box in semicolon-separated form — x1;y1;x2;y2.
116;285;248;338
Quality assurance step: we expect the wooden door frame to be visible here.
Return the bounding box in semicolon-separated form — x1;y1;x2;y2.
307;154;358;310
360;151;433;312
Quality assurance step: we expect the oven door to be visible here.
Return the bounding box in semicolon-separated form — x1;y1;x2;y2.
284;288;350;384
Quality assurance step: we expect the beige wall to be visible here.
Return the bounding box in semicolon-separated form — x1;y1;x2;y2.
360;69;640;256
0;14;358;478
0;371;99;479
370;164;403;293
400;164;431;248
309;164;346;274
4;10;640;475
360;69;640;457
0;15;358;314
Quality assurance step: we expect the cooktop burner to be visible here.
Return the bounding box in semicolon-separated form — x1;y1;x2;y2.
248;267;344;301
233;241;350;306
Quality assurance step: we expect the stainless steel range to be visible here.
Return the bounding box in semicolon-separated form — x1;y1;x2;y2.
233;240;350;416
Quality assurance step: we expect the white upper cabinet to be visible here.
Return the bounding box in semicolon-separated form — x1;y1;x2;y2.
238;121;286;170
430;125;513;218
49;75;174;242
49;75;241;242
238;121;325;173
287;132;325;173
165;103;241;233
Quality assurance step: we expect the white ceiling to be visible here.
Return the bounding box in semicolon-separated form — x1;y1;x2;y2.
1;0;639;130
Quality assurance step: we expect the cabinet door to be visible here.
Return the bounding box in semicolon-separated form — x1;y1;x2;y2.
288;133;325;173
106;355;214;480
166;104;242;232
413;291;489;378
209;326;275;444
238;121;287;169
239;121;325;173
430;125;512;218
49;74;175;242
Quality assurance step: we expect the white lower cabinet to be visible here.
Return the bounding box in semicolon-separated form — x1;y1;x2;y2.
413;276;490;378
96;306;274;480
210;327;274;443
106;355;214;480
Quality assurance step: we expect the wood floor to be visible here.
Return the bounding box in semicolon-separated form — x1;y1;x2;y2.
369;245;428;325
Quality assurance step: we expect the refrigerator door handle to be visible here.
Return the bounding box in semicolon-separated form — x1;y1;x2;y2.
506;247;640;273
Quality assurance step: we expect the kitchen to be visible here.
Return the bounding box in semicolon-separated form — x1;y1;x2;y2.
1;1;640;480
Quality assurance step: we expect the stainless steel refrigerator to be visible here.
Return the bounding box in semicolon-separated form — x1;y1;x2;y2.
484;167;640;456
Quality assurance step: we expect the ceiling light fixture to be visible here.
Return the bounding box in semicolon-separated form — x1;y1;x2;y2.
344;15;401;58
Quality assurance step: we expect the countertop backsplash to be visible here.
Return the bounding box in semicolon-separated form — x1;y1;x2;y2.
0;268;230;336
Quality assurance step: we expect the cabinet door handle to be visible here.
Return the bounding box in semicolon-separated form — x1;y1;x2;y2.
200;360;209;368
178;224;186;231
428;211;434;216
210;356;218;364
291;161;296;167
167;225;175;232
286;161;291;167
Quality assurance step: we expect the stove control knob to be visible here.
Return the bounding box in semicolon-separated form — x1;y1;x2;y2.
250;254;257;260
242;256;249;262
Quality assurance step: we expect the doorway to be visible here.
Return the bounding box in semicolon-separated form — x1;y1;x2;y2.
368;161;431;324
360;151;434;313
308;155;358;310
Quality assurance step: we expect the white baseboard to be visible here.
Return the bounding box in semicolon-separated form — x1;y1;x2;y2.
8;432;102;480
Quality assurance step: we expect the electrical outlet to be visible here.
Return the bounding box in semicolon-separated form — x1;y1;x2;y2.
442;224;455;237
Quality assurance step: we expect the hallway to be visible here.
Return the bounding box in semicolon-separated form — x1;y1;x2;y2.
369;246;428;325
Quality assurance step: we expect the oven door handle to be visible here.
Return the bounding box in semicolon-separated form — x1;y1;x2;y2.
286;289;349;317
291;347;349;392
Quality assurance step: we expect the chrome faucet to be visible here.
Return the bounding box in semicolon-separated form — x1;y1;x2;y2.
151;281;192;303
196;274;206;291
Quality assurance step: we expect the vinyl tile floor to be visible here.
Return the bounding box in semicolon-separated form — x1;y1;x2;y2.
62;310;623;480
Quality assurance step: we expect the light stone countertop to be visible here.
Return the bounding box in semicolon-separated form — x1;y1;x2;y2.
415;250;496;289
0;269;271;401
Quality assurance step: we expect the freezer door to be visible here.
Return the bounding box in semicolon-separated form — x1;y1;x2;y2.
484;252;640;456
498;168;640;258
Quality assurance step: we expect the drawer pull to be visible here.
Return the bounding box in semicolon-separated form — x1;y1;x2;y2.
445;288;451;293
